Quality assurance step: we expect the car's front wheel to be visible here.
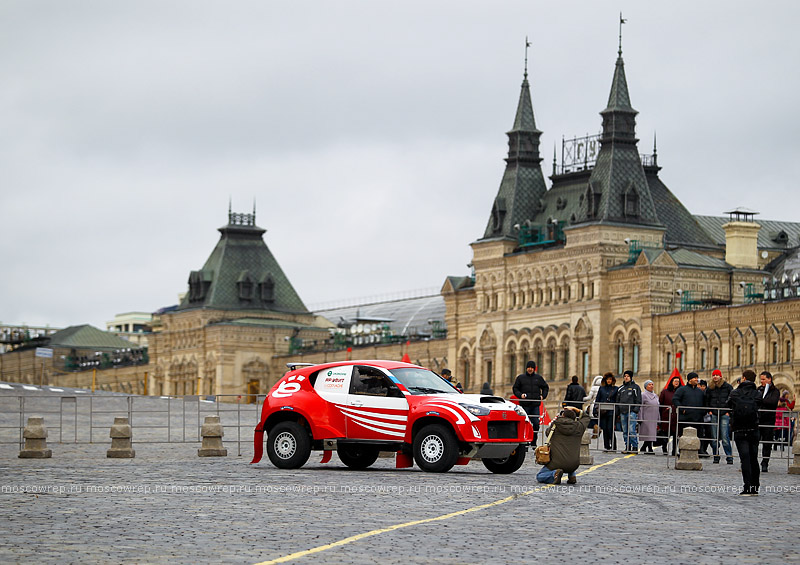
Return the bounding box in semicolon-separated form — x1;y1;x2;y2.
482;445;526;474
337;444;380;470
413;424;459;473
267;421;311;469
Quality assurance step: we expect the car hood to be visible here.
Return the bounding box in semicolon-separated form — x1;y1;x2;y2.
417;393;518;411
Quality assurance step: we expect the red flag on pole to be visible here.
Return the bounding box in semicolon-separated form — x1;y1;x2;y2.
539;403;552;426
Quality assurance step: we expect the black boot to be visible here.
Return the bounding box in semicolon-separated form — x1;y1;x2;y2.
761;460;769;473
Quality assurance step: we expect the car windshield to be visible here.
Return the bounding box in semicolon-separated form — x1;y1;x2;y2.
389;368;459;395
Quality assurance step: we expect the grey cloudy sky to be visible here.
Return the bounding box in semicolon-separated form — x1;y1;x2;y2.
1;1;798;330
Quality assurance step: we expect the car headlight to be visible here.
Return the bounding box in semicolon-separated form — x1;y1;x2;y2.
513;405;527;418
459;403;491;416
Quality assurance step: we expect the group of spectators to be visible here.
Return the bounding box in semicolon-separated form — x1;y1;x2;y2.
505;360;795;496
586;368;795;469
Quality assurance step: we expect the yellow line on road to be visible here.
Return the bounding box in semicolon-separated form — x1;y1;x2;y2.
255;453;633;565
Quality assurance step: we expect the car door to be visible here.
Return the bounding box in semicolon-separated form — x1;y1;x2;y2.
343;365;409;441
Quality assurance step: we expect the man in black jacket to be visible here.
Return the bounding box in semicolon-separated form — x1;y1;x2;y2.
512;361;549;445
673;372;708;455
705;369;734;464
727;369;763;495
616;370;642;453
563;376;586;409
758;371;781;472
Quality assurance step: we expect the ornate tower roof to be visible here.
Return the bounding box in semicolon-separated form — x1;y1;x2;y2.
482;40;548;240
177;207;308;314
573;29;661;227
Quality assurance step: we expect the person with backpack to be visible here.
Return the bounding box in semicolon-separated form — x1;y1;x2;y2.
726;369;763;496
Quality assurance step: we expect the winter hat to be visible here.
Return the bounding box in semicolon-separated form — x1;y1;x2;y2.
687;372;699;382
698;380;708;387
623;370;634;378
711;369;722;377
644;380;654;387
526;361;536;369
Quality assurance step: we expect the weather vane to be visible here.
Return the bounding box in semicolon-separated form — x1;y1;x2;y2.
619;12;627;56
524;36;531;79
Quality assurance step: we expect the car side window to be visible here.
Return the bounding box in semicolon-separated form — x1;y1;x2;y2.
351;366;392;396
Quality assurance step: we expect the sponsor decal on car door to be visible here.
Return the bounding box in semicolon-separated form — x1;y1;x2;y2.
342;366;409;440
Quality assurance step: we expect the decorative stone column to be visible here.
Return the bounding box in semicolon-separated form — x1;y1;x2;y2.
107;417;135;458
198;415;227;457
788;435;800;474
674;427;702;470
19;417;52;458
579;429;594;465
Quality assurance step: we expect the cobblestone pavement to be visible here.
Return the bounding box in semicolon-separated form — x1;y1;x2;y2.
1;387;798;564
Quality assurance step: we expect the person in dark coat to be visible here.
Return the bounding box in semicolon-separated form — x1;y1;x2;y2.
758;371;781;472
705;369;734;464
480;382;494;396
616;370;642;452
673;372;707;454
536;406;590;485
563;376;587;409
512;361;549;445
441;369;463;393
727;369;763;496
595;372;618;451
659;375;683;455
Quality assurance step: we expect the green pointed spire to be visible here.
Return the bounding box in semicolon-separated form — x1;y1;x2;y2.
482;45;547;240
573;32;660;228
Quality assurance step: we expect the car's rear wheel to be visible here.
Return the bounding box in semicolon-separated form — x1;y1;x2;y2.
482;445;526;474
267;421;311;469
337;444;380;470
413;424;459;473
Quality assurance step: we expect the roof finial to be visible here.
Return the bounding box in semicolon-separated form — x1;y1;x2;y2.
253;197;257;219
618;12;627;57
524;36;531;80
552;142;557;176
228;196;232;223
653;131;658;166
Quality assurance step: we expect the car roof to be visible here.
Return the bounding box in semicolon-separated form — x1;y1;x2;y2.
290;359;426;373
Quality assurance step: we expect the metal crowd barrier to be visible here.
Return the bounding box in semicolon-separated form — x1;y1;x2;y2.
0;394;267;457
577;399;797;471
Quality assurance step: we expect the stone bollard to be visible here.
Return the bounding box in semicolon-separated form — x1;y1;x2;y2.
788;436;800;474
107;417;135;458
19;417;52;458
579;429;594;465
674;427;702;470
198;415;227;457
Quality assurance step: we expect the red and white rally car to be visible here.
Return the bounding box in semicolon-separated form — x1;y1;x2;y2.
251;360;533;473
